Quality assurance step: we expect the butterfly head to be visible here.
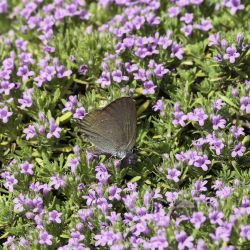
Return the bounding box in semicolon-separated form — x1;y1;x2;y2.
115;150;128;159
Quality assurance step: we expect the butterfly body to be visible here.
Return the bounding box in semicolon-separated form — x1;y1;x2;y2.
78;97;137;159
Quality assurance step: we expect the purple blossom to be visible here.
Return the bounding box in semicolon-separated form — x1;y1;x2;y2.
108;185;122;201
190;211;206;229
168;6;181;17
20;161;34;175
216;186;233;199
210;222;232;243
166;168;181;182
181;25;193;36
171;43;184;60
223;46;240;63
240;225;250;240
194;155;211;171
73;107;86;119
68;157;79;173
211;114;226;130
158;33;172;50
39;231;53;245
17;65;34;82
142;80;157;95
225;0;244;15
3;174;18;192
18;88;33;109
153;64;169;79
48;210;62;224
180;13;194;24
62;95;79;112
0;81;15;95
97;71;111;88
112;70;129;83
240;96;250;114
50;174;66;189
208;33;221;46
188;108;208;126
47;118;62;139
0;106;12;123
175;231;194;250
78;64;88;74
165;191;178;203
231;143;246;157
214;99;225;111
173;111;188;127
23;125;37;140
195;18;212;32
209;210;224;225
231;125;245;139
152;99;164;114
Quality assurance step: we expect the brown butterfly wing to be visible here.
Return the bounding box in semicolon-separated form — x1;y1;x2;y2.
78;97;136;155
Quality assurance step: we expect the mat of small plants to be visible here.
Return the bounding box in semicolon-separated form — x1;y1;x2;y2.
0;0;250;249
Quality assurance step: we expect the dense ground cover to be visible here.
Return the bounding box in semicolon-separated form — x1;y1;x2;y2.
0;0;250;249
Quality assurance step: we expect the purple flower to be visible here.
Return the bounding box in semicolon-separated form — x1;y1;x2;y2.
158;33;172;50
0;106;12;123
56;65;72;78
211;114;226;130
165;191;178;203
62;95;79;112
180;13;193;24
73;107;86;119
231;125;245;139
18;88;33;109
210;137;224;155
194;155;211;171
39;231;53;245
50;174;66;189
208;33;221;46
216;186;233;199
48;210;62;224
17;65;34;82
195;18;212;32
209;210;224;225
47;118;62;139
154;64;169;79
168;6;181;17
23;125;37;140
190;211;206;229
3;174;18;192
214;99;225;111
240;225;250;240
0;0;7;13
171;43;184;60
112;70;129;83
188;108;208;126
133;68;151;82
240;97;250;114
97;71;111;88
166;168;181;182
68;157;79;173
108;185;122;201
175;231;194;250
223;46;240;63
78;64;88;74
181;25;193;36
142;80;157;95
15;39;27;51
0;81;15;95
231;143;246;157
94;230;122;247
173;111;188;127
210;222;232;243
225;0;244;15
20;161;34;175
152;99;164;114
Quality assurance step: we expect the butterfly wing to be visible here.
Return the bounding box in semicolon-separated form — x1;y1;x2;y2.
78;97;136;155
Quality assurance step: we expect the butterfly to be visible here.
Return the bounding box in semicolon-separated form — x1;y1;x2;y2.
77;97;137;159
